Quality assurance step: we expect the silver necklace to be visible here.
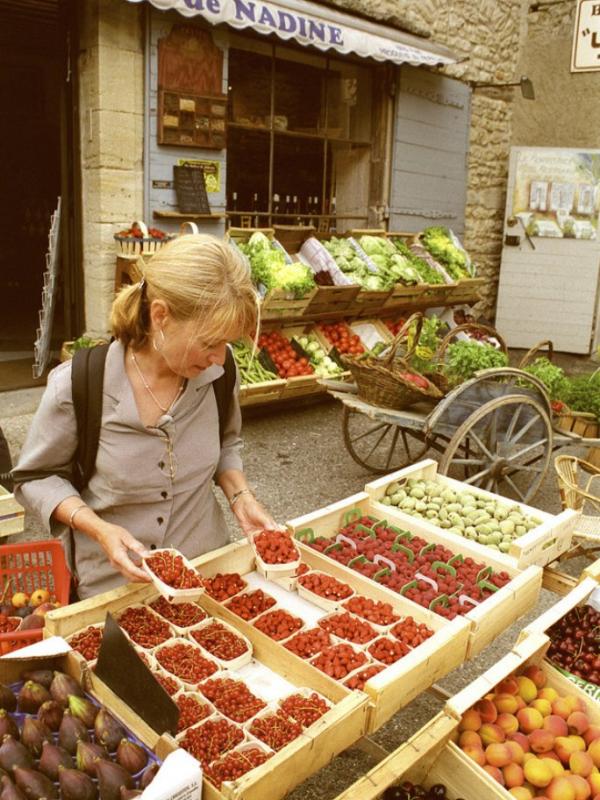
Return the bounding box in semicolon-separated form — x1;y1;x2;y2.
130;352;184;413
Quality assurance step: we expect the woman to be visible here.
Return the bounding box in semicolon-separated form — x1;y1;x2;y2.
14;234;278;599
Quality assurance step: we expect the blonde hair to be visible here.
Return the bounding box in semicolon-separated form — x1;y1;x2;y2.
111;234;259;349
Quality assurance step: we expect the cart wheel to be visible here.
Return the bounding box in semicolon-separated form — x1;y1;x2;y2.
342;407;429;473
438;394;552;503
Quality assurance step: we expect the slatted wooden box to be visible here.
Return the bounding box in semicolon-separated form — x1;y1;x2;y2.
583;556;600;583
286;491;543;660
365;460;577;571
0;486;24;538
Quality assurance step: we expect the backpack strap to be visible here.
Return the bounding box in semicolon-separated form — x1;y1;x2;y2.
213;346;236;445
71;343;110;491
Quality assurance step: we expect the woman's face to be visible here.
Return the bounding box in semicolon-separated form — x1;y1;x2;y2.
154;315;230;378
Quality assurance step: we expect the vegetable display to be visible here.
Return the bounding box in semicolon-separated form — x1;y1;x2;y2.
319;322;366;355
381;477;542;551
444;340;508;384
232;341;278;384
322;237;389;291
257;331;314;378
237;232;315;298
294;334;343;377
522;358;569;402
420;227;472;281
390;239;446;284
356;236;421;286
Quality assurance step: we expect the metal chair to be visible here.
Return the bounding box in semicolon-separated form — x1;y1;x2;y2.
554;455;600;557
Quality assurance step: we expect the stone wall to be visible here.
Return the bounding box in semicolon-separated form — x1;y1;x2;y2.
78;0;144;336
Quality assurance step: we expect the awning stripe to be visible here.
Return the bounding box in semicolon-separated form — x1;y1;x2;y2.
126;0;458;66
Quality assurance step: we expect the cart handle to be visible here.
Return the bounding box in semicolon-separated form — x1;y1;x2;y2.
436;323;508;359
518;340;554;369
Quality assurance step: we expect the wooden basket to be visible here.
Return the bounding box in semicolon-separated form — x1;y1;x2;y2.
343;315;442;410
113;220;174;256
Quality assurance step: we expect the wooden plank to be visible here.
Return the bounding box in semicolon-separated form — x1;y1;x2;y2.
0;490;25;537
542;565;578;595
518;576;598;644
583;556;600;582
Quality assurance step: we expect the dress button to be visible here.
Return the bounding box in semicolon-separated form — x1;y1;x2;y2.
158;461;165;469
150;544;157;550
161;491;168;499
157;516;164;525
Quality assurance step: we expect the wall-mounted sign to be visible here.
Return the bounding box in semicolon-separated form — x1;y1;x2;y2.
177;159;221;193
512;149;600;239
572;0;600;73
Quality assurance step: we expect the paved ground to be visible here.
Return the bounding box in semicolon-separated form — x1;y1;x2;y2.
0;365;596;799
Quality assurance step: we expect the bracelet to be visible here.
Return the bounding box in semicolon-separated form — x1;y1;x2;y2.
229;489;254;509
69;504;88;529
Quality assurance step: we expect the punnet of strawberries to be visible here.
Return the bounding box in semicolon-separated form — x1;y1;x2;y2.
203;572;247;601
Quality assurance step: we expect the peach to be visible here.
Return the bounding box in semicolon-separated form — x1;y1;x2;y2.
462;744;486;766
522;665;547;689
459;730;482;748
516;696;528;711
523;757;554;788
518;676;539;704
518;708;545;734
568;712;590;736
523;752;537;764
531;699;552;717
486;743;513;768
497;677;520;695
484;765;505;784
566;773;592;800
589;739;600;767
553;698;573;720
570;750;594;778
545;776;576;800
511;732;532;752
540;688;560;703
503;763;525;788
496;693;520;714
566;695;586;714
507;741;526;763
555;736;581;763
476;698;499;724
584;725;600;746
498;713;520;735
544;715;570;738
459;709;482;731
480;723;506;745
529;729;555;754
541;757;564;777
509;789;534;800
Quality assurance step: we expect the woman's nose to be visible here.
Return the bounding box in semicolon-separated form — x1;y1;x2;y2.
208;342;227;366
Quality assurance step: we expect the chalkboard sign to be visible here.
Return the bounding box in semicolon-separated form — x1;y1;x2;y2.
173;164;211;214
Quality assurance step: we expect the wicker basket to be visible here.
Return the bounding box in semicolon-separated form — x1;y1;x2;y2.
60;338;108;362
113;220;175;256
343;314;443;410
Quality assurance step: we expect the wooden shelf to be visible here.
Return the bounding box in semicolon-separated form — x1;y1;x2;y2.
227;121;370;147
226;212;369;221
153;210;226;220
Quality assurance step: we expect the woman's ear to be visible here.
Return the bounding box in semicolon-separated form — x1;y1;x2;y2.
149;299;169;330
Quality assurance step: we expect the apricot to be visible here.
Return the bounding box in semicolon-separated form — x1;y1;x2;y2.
529;729;555;754
584;725;600;746
555;736;581;763
498;713;520;735
540;688;560;703
589;772;600;794
568;712;590;736
518;708;544;734
522;665;547;689
545;775;576;800
523;756;554;788
496;693;520;714
523;752;537;764
459;709;482;731
484;764;505;784
544;715;570;738
462;744;486;766
497;677;520;695
541;757;564;777
589;739;600;767
566;773;592;800
531;699;552;717
503;763;525;788
516;696;528;711
553;698;573;720
29;588;50;607
480;723;506;745
518;676;539;704
510;732;532;752
458;730;482;748
570;750;594;778
509;788;534;800
486;742;513;767
476;698;499;724
506;740;526;763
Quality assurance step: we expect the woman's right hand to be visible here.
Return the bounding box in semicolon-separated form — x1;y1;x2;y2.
95;523;151;584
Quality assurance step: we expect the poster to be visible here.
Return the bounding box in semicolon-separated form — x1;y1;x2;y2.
512;150;600;239
571;0;600;73
176;158;221;193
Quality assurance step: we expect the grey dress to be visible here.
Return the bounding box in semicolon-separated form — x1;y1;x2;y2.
14;341;243;598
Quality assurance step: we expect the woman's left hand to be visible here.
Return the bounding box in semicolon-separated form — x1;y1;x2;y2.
232;493;283;537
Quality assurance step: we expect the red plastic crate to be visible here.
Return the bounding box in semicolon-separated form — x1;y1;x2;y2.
0;540;71;654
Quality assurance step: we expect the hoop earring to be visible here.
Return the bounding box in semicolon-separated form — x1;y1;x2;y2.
153;328;166;352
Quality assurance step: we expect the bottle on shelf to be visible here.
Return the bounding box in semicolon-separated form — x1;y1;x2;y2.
329;196;337;232
293;195;300;225
285;195;291;216
251;192;259;228
230;191;238;227
272;193;280;225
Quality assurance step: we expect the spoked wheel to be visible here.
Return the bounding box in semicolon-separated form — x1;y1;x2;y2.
342;406;429;473
439;394;552;503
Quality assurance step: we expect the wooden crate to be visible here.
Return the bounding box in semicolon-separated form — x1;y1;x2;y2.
261;287;317;320
444;277;485;305
239;379;286;406
365;460;577;571
334;712;507;800
384;283;427;307
557;412;599;439
0;486;24;537
349;288;392;317
286;490;543;660
44;546;369;800
272;224;316;255
302;284;361;316
349;318;393;351
583;556;600;582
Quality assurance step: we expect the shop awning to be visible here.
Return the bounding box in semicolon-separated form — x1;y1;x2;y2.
127;0;458;67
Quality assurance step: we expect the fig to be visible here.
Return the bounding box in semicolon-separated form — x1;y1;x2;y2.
95;760;133;800
0;713;18;742
138;763;159;790
94;711;125;753
17;684;49;715
0;687;16;713
37;701;63;732
58;713;89;755
49;673;83;706
119;791;141;800
115;741;146;775
0;738;34;773
13;767;57;800
38;742;72;781
67;696;98;729
20;720;51;759
0;775;26;800
58;768;97;800
75;742;107;777
21;672;53;690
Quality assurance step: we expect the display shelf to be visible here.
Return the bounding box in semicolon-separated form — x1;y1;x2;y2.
153;211;226;220
227;121;371;147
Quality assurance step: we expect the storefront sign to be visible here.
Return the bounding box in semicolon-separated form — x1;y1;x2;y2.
177;158;220;192
572;0;600;72
127;0;456;66
512;149;600;239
